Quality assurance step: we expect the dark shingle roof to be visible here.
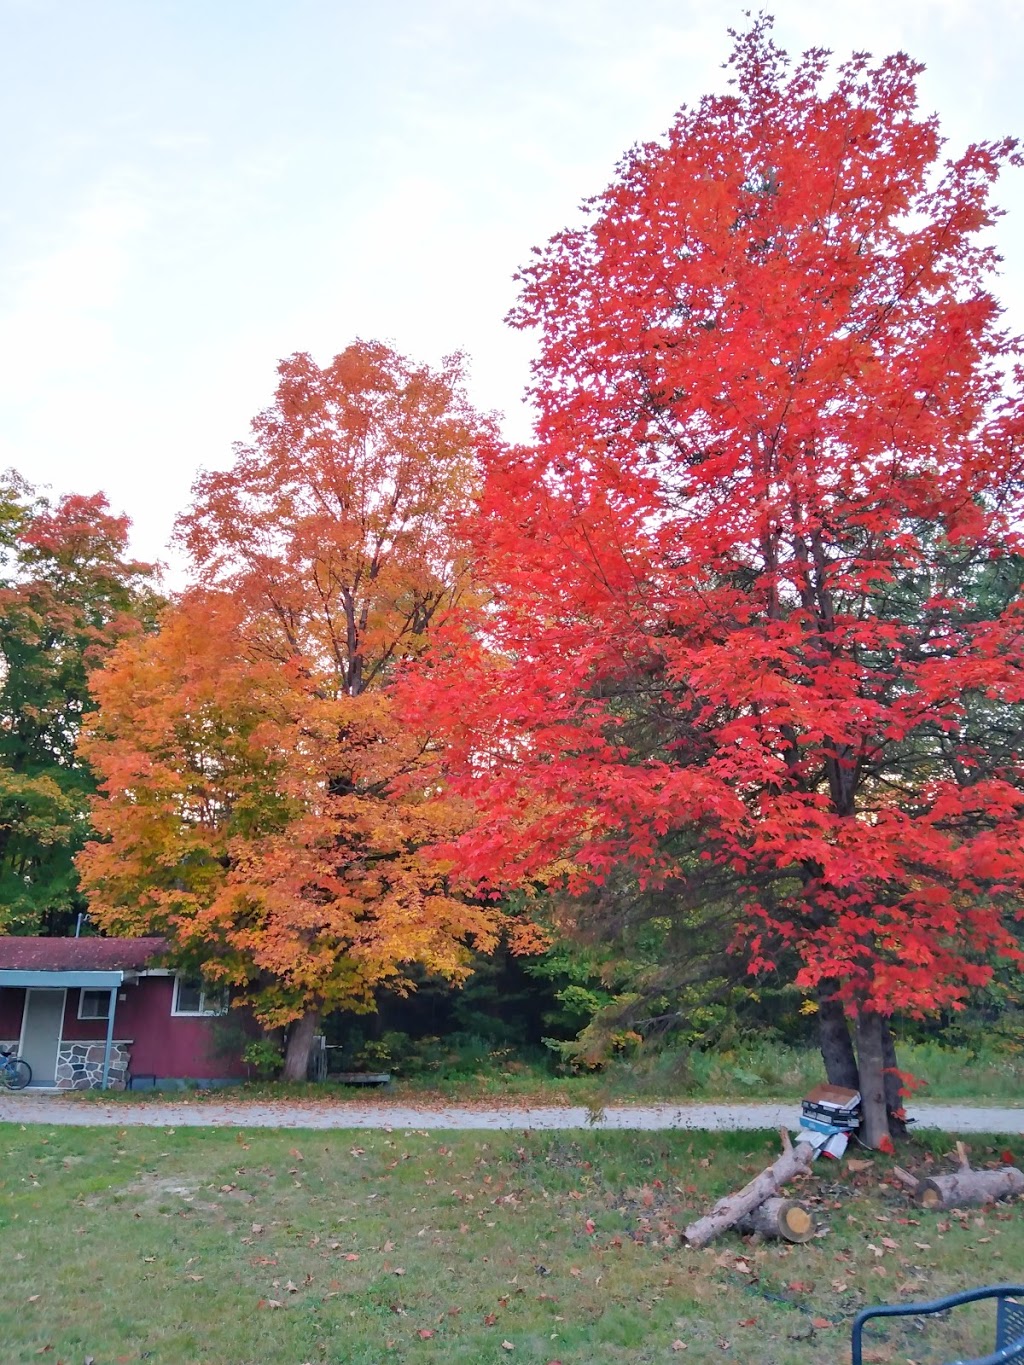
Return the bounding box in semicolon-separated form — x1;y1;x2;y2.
0;937;168;971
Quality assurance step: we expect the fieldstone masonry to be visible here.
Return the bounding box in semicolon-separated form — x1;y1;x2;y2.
55;1041;130;1090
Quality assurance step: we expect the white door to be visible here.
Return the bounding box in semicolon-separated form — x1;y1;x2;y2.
20;989;65;1085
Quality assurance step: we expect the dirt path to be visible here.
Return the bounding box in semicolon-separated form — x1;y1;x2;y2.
2;1093;1023;1132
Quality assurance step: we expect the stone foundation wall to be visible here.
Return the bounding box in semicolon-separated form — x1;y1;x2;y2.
55;1041;130;1090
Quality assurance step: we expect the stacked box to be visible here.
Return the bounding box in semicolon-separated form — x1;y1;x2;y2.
796;1084;861;1159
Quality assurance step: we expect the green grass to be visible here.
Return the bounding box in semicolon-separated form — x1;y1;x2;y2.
1;1124;1022;1363
65;1037;1024;1110
354;1038;1024;1107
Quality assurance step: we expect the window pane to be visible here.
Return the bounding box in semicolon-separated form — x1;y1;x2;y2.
175;979;204;1013
81;990;109;1019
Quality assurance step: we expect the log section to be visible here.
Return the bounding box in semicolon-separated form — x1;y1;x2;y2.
736;1197;816;1242
684;1131;814;1249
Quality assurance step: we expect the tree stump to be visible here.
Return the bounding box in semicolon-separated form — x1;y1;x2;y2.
684;1130;814;1249
736;1197;816;1242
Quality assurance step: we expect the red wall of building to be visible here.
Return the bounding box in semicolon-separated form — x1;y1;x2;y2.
1;977;256;1080
120;977;251;1080
0;988;24;1037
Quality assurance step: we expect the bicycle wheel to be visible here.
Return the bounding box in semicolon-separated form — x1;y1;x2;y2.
3;1058;31;1090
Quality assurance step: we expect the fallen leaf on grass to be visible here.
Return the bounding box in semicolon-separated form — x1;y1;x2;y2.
258;1299;283;1310
811;1317;832;1329
501;1342;514;1352
787;1280;814;1293
671;1344;687;1353
27;1295;40;1303
344;1253;360;1262
417;1328;434;1339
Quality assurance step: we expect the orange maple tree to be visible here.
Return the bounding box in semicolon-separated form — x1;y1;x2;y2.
410;21;1024;1144
79;342;499;1079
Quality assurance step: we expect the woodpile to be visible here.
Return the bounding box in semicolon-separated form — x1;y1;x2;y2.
684;1129;817;1248
683;1128;1024;1253
892;1142;1024;1212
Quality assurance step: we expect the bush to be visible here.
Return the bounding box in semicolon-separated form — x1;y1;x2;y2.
242;1037;283;1080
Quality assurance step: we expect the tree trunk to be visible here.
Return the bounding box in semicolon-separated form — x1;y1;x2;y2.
735;1197;816;1243
282;1007;321;1083
816;981;860;1089
881;1019;908;1140
855;1008;889;1149
684;1130;814;1248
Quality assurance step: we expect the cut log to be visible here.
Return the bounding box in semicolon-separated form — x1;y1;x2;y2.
736;1197;816;1243
684;1130;815;1249
913;1165;1024;1211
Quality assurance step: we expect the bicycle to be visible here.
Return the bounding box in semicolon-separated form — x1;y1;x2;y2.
0;1047;31;1089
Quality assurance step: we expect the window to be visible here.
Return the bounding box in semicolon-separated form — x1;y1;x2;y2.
78;989;111;1021
171;975;227;1017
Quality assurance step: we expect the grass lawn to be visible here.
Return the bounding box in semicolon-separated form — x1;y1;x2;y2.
377;1038;1024;1108
63;1038;1024;1112
1;1125;1021;1364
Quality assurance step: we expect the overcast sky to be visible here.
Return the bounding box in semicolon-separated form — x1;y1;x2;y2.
1;0;1021;574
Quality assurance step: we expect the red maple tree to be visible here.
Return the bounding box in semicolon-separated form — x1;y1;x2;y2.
411;19;1024;1144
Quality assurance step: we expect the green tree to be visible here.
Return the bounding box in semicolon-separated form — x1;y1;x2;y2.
0;473;160;934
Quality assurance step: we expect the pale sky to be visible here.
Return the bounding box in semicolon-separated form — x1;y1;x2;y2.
1;0;1021;576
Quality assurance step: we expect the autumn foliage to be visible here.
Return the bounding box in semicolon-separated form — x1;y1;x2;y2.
408;21;1024;1142
79;343;499;1077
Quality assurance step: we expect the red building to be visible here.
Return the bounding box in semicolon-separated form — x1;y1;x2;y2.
0;938;252;1089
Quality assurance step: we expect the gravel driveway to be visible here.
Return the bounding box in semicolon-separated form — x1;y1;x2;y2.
2;1093;1023;1133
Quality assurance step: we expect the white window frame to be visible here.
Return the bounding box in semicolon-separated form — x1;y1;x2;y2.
171;974;228;1018
77;988;112;1021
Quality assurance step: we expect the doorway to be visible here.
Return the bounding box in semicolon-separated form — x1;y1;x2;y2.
19;989;66;1085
